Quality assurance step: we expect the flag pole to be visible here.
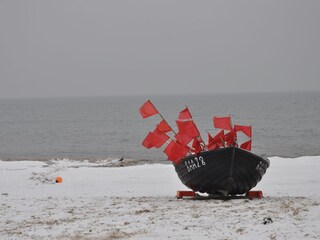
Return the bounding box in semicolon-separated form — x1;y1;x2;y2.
153;104;194;154
185;105;207;151
147;99;177;136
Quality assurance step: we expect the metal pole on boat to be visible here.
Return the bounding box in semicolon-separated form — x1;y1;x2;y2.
226;142;236;195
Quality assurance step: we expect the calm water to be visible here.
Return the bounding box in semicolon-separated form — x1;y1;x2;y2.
0;91;319;161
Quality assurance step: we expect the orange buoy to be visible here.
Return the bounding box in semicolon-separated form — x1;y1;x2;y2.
55;176;63;183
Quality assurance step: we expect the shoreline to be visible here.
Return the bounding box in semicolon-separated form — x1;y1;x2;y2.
1;153;320;166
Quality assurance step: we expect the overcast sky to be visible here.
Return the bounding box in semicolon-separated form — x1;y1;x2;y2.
1;1;320;98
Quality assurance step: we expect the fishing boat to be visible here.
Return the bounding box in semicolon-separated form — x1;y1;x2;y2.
175;147;269;195
139;100;270;196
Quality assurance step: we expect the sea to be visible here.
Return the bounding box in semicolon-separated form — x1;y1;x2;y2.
0;91;319;163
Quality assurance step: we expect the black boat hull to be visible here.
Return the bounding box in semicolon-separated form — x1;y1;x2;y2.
174;147;270;195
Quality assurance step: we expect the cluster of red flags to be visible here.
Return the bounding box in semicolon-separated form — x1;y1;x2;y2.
139;100;253;164
210;116;252;151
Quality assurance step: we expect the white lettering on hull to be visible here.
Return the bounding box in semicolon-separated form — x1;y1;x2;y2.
185;156;206;172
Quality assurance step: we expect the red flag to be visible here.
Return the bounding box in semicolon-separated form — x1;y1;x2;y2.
207;142;219;151
157;120;172;133
224;130;237;146
174;133;193;146
176;120;200;138
192;138;202;154
152;128;170;148
234;125;252;138
207;132;213;144
141;132;154;149
240;139;252;151
139;100;158;119
207;130;224;149
178;107;192;120
213;116;232;131
207;132;218;150
142;130;169;149
163;140;189;164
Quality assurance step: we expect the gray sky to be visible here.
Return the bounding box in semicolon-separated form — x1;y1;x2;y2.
1;0;320;98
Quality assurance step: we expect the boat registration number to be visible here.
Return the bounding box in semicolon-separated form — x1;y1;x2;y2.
185;156;206;172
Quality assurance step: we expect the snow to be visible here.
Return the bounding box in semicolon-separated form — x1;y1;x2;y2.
0;157;319;239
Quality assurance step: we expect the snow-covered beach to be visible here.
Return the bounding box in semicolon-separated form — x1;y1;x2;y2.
1;157;319;239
